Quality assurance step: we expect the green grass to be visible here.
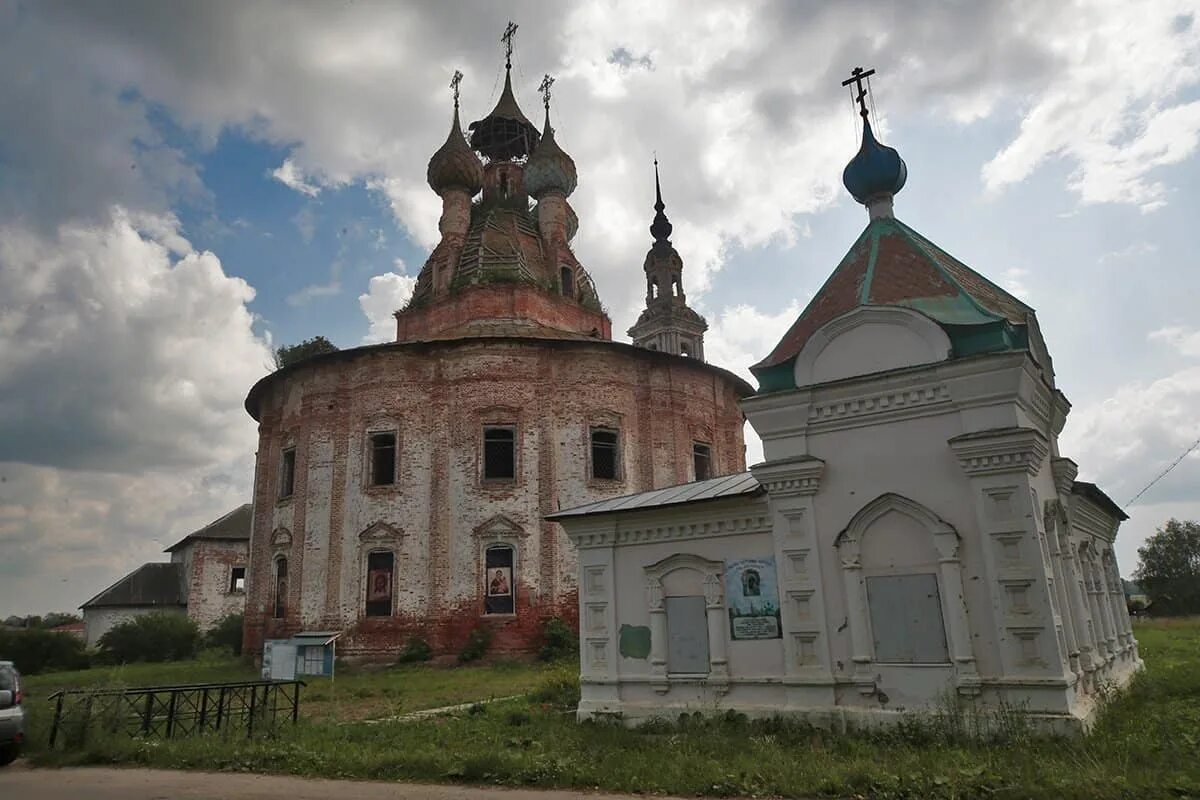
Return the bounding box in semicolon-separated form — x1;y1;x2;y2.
21;620;1200;799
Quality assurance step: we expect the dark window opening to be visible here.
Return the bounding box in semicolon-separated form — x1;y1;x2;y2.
279;448;296;499
273;558;288;619
365;551;394;617
485;545;515;615
680;341;691;358
591;428;619;480
369;432;397;486
648;343;658;351
499;171;510;198
693;442;712;481
561;266;575;297
483;426;516;480
229;566;246;593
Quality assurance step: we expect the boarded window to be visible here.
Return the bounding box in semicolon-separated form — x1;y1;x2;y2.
483;426;516;480
369;432;396;486
591;428;619;480
273;558;288;619
279;448;296;499
866;573;949;663
229;566;246;593
693;442;712;481
365;551;394;617
484;545;515;615
666;596;710;674
561;266;575;297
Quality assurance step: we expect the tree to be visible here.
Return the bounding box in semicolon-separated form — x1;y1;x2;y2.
204;612;244;656
1135;518;1200;616
274;336;338;369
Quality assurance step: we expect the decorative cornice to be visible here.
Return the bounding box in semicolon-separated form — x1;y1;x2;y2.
947;427;1049;477
808;384;950;424
359;521;404;543
750;456;824;497
574;513;770;549
472;513;530;539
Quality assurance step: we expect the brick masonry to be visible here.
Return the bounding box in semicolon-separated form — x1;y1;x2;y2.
242;337;749;660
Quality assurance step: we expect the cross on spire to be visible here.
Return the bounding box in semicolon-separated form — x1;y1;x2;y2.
538;74;555;111
501;21;518;69
841;66;876;121
450;70;463;109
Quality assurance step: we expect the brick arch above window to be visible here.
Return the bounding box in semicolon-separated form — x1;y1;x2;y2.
269;526;293;550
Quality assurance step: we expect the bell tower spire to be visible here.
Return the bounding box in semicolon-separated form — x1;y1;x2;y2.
628;160;708;360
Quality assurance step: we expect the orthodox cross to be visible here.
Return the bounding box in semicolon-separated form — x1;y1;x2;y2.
841;66;876;121
538;74;555;111
501;21;518;69
450;70;463;109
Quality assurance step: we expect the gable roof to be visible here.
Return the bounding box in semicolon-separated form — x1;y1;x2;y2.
547;472;763;521
164;504;253;553
81;562;186;609
751;216;1032;390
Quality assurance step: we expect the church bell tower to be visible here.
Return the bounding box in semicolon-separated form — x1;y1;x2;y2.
628;161;708;359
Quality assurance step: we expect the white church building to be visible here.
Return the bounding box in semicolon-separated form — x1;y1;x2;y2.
549;71;1141;735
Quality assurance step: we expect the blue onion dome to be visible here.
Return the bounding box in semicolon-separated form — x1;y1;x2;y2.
427;105;484;195
524;111;577;198
842;119;907;204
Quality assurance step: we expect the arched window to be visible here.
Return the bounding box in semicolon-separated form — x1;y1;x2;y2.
560;266;575;297
499;170;510;198
484;544;515;615
651;279;660;300
680;341;691;358
273;557;288;619
672;275;680;297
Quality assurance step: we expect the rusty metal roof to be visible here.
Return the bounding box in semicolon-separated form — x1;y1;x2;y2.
753;216;1032;375
81;563;186;609
546;472;762;520
164;504;252;552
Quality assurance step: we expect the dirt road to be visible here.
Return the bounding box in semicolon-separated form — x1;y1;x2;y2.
0;764;673;799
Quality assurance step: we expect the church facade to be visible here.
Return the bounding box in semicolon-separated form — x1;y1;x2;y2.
241;48;750;660
552;73;1140;734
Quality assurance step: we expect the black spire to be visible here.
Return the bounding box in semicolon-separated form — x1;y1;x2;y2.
650;158;673;247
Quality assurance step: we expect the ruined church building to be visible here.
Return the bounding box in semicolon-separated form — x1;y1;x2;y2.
242;35;750;659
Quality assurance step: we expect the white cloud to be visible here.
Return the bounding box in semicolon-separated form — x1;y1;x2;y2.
0;210;271;614
1149;325;1200;358
982;2;1200;211
359;267;417;344
271;158;321;197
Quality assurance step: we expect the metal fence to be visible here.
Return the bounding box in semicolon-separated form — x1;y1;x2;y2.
47;679;305;748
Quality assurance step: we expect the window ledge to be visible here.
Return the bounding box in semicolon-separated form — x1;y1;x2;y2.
363;483;400;493
588;478;625;488
275;496;295;507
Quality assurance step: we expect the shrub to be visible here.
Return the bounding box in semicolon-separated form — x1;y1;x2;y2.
536;616;578;662
529;662;580;709
204;612;244;656
0;628;89;675
96;612;200;664
397;637;432;664
457;625;493;663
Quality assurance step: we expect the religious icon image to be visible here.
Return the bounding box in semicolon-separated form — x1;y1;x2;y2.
742;568;761;597
488;567;512;596
367;569;391;602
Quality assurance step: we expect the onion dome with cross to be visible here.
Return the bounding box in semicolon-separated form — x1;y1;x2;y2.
524;75;578;199
841;66;907;216
427;71;485;196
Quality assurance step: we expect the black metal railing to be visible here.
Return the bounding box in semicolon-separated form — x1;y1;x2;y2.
47;679;305;748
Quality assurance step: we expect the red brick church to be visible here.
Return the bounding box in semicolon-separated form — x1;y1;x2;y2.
242;35;751;660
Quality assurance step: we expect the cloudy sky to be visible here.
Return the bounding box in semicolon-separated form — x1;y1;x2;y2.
2;0;1199;616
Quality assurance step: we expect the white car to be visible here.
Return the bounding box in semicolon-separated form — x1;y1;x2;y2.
0;662;24;766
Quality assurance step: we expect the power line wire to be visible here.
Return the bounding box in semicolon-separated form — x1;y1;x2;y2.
1125;434;1200;507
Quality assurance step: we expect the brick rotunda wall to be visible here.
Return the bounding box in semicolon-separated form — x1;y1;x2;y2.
242;337;749;660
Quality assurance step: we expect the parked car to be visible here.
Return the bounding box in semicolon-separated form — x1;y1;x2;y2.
0;661;24;766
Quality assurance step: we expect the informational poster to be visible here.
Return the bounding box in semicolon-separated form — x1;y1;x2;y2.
724;557;782;640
